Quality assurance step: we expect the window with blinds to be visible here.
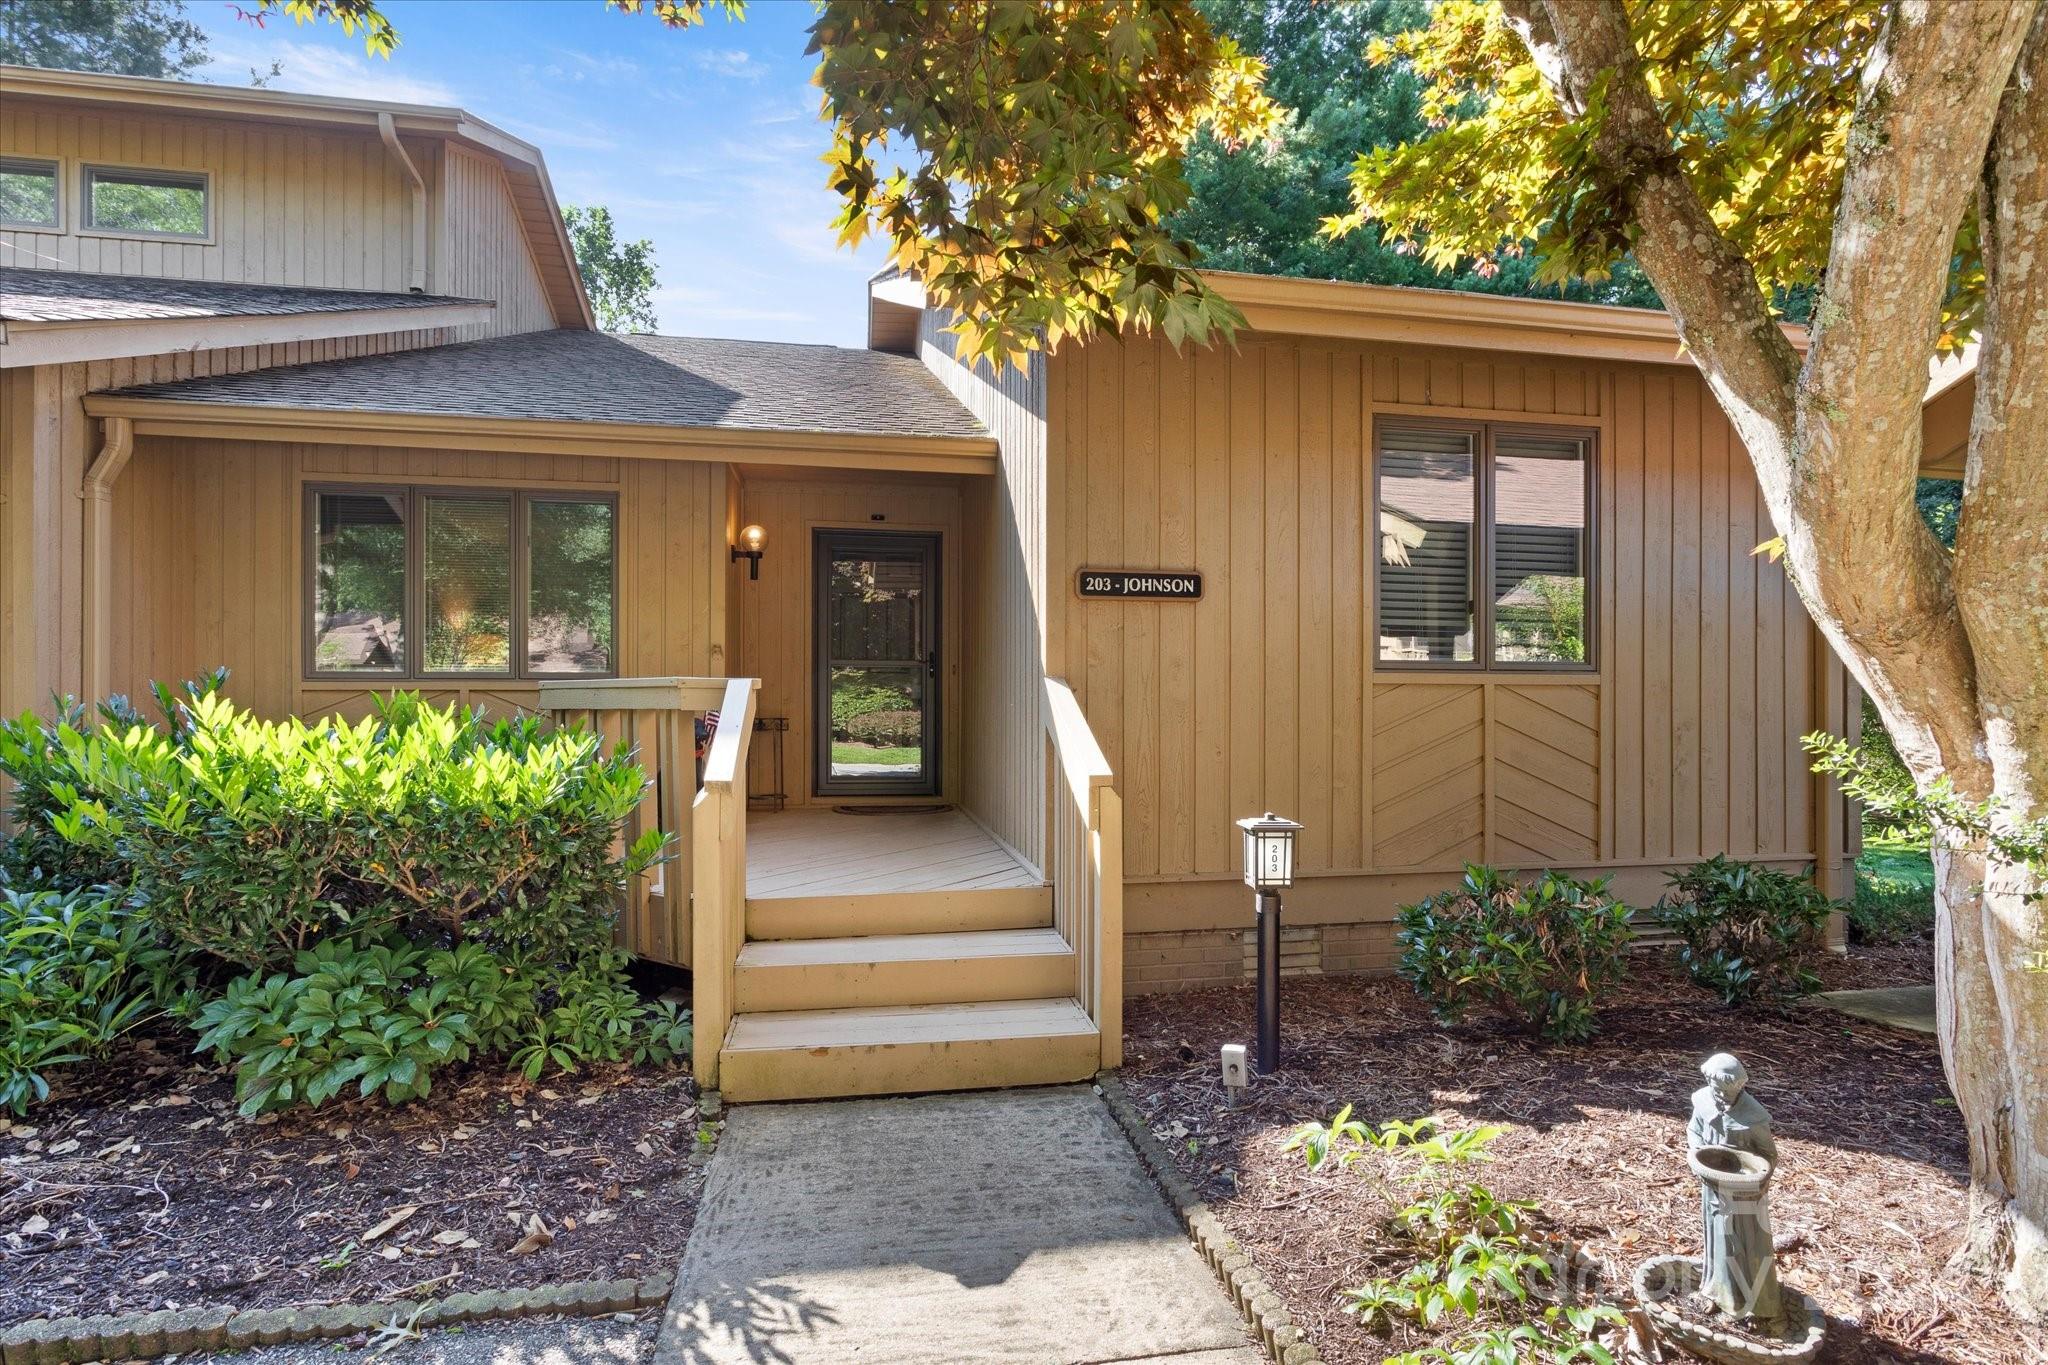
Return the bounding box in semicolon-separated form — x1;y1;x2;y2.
1375;422;1592;669
307;487;616;680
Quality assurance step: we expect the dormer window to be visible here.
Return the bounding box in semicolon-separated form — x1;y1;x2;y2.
82;165;208;240
0;157;60;229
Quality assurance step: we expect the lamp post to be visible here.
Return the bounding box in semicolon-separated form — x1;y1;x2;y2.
1236;812;1302;1075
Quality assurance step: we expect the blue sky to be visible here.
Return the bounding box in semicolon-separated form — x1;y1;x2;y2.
191;0;887;346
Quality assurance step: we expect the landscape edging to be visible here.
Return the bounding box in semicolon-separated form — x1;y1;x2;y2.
1095;1073;1327;1365
0;1273;675;1364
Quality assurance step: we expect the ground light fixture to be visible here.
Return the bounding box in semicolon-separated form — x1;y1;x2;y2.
731;523;767;580
1236;812;1302;1074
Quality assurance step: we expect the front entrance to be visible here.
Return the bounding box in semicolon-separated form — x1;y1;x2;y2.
814;529;940;797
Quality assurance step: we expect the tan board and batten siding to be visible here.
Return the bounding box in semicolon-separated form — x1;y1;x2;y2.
923;326;1856;957
90;438;728;721
0;96;553;338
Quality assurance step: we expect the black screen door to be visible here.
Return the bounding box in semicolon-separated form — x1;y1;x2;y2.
814;529;940;796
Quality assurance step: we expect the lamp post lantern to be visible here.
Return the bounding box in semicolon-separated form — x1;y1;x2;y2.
1236;812;1302;1075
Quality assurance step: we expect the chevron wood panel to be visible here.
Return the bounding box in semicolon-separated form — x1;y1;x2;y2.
1372;684;1486;868
1492;684;1601;865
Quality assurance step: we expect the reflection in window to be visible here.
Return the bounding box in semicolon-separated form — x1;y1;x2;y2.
312;492;407;674
0;158;59;229
1376;424;1593;669
1491;436;1588;664
1377;429;1476;663
526;499;615;674
84;166;207;237
423;496;512;674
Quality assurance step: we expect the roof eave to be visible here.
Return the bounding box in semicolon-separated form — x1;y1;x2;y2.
0;301;495;369
78;394;1000;475
1203;270;1812;366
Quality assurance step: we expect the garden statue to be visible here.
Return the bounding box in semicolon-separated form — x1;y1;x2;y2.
1631;1052;1824;1364
1686;1053;1784;1327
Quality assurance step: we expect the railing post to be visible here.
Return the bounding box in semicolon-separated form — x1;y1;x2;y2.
1094;784;1124;1068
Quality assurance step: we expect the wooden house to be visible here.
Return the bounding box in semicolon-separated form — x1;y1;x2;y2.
1;67;1962;1101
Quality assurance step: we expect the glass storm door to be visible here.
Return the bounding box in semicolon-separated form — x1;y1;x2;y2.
815;530;940;796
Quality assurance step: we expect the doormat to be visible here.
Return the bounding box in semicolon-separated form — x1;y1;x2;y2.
831;803;955;816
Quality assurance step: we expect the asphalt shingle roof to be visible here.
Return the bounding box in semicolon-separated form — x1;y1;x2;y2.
0;267;484;323
103;328;990;442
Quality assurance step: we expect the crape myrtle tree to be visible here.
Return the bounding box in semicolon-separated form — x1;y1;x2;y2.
262;0;2048;1316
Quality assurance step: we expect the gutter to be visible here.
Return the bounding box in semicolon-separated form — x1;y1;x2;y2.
377;112;430;294
79;395;1001;475
79;416;134;706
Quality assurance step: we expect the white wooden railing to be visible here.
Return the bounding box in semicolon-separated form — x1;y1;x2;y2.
539;675;758;1088
1044;676;1123;1067
688;676;757;1088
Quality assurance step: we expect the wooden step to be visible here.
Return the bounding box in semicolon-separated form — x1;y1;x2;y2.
719;997;1100;1102
734;927;1073;1013
745;884;1052;941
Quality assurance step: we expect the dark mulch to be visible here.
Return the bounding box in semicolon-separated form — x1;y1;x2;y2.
1119;941;2037;1365
0;1031;710;1325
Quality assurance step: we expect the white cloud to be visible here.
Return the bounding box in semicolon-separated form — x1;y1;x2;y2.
691;48;763;80
197;33;461;106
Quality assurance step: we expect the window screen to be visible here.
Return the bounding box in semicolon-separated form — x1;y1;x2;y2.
84;166;207;237
1377;428;1477;664
0;158;59;229
525;499;615;675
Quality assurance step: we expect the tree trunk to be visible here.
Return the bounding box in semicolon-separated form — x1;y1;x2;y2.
1502;0;2048;1320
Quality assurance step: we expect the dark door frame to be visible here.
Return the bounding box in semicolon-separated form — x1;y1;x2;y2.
813;527;942;798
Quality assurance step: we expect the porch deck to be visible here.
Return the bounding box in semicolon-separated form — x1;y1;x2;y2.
745;807;1041;900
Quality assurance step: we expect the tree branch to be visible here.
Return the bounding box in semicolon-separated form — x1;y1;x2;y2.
1506;0;2031;795
1955;8;2048;818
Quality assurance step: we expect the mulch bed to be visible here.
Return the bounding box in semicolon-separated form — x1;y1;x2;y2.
1119;938;2038;1365
0;1031;710;1326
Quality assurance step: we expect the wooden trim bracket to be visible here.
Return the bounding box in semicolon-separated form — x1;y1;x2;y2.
79;415;134;705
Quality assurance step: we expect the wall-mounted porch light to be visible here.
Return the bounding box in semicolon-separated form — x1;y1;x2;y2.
1237;812;1303;1076
731;523;767;580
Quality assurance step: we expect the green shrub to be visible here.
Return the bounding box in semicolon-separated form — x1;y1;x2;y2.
1396;866;1632;1042
1657;856;1834;1003
0;676;225;888
844;709;922;746
829;677;913;732
0;878;198;1113
193;935;691;1115
31;689;661;971
1849;837;1936;943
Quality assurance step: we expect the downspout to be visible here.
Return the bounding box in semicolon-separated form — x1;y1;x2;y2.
80;415;134;705
377;112;429;294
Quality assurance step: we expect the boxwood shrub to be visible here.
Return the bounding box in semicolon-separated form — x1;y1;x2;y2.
1396;865;1634;1042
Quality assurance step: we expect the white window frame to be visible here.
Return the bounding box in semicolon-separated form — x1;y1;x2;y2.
0;155;64;232
79;162;214;243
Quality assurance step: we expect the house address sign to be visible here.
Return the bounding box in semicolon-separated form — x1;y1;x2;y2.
1076;569;1203;600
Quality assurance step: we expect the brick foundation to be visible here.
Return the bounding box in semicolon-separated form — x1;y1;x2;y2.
1124;921;1399;995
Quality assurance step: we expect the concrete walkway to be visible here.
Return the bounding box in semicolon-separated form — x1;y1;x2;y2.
1814;985;1938;1034
654;1086;1259;1365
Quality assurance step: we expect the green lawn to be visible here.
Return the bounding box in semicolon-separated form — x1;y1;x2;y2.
1851;832;1935;942
831;742;922;767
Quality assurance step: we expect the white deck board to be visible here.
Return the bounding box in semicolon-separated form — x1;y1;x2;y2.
746;808;1041;899
736;927;1069;968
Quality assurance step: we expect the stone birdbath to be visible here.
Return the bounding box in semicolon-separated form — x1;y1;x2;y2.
1633;1053;1825;1365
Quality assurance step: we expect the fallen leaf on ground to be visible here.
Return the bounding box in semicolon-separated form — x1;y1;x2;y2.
510;1215;553;1256
20;1215;50;1236
433;1230;468;1246
362;1205;419;1243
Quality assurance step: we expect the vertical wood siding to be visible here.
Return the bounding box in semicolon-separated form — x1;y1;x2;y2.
0;333;448;724
1045;331;1829;915
434;145;556;337
730;473;965;810
1;101;560;332
101;439;726;722
916;311;1048;872
0;100;412;287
